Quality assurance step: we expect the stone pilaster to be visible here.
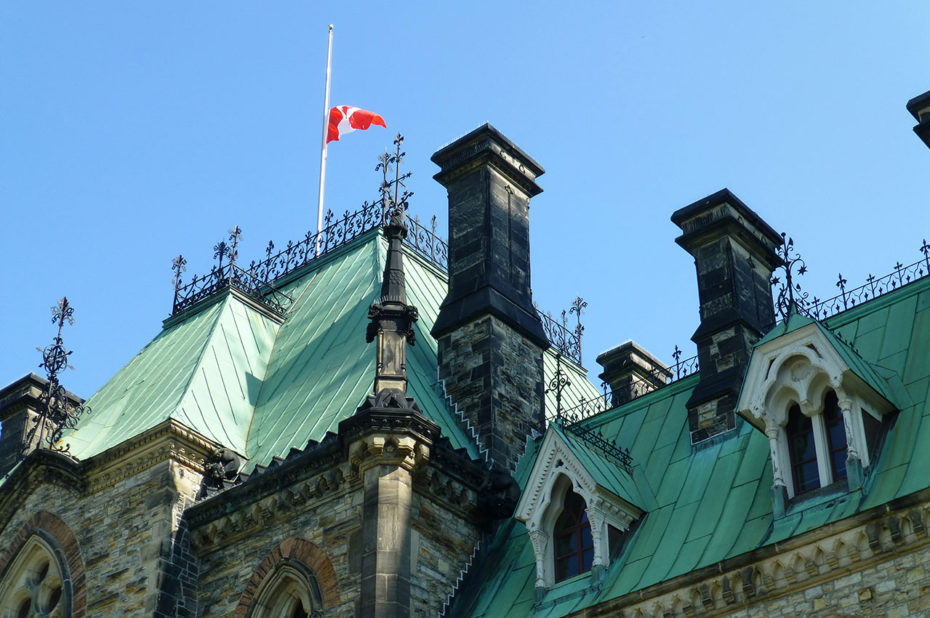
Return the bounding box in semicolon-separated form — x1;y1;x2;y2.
671;189;782;443
431;124;549;471
341;406;438;618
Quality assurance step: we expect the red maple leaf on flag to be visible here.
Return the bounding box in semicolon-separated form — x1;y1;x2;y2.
326;106;386;143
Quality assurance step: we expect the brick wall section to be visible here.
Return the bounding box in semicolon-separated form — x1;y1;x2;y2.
438;315;545;471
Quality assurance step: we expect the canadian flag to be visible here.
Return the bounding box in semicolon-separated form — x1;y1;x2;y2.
326;106;386;143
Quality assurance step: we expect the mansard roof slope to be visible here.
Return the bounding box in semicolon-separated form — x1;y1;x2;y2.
60;229;485;470
455;273;930;617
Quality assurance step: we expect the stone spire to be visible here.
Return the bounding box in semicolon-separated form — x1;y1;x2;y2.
364;206;420;405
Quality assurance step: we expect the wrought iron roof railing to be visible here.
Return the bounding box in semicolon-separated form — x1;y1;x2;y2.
172;262;294;317
548;349;699;426
802;244;930;320
169;198;586;361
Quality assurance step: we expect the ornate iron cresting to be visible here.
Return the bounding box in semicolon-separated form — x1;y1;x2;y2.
548;347;700;426
168;134;584;361
770;232;809;320
537;305;583;366
795;239;930;321
562;423;633;474
24;298;90;456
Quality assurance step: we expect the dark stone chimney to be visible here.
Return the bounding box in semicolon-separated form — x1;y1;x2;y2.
671;189;782;444
431;124;549;471
0;373;81;476
906;89;930;150
596;341;671;407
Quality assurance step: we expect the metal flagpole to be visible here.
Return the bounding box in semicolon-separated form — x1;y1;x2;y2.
316;24;334;257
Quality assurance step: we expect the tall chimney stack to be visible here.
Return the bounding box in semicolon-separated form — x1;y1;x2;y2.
671;189;782;444
906;89;930;150
431;124;549;471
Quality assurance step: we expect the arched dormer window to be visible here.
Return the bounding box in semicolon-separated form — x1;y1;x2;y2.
515;426;645;593
739;320;899;509
0;536;69;617
553;489;594;582
785;389;851;497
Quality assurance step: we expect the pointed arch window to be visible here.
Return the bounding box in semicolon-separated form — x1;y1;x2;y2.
250;563;323;618
0;536;69;618
784;389;851;497
553;491;594;582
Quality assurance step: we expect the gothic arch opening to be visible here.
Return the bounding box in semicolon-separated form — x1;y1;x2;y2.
0;535;70;618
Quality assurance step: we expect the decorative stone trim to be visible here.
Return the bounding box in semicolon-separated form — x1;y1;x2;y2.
573;492;930;617
234;537;340;617
82;418;219;494
0;510;86;617
190;463;354;551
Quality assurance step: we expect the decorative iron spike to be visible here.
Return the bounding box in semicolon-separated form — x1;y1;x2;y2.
228;225;242;267
26;297;90;456
545;352;571;419
172;255;187;291
772;231;810;320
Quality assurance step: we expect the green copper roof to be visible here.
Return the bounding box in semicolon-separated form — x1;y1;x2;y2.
548;422;653;511
457;275;930;617
64;229;481;468
65;293;280;458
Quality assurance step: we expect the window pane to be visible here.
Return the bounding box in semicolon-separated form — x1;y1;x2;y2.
788;406;820;494
581;524;593;550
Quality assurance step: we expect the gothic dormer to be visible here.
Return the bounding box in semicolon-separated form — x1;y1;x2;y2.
515;424;647;593
737;308;904;511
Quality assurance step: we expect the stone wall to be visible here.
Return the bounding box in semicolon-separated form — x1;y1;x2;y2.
0;452;205;616
191;461;361;617
438;314;545;471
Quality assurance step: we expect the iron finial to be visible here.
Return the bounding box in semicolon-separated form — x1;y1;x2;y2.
770;232;809;320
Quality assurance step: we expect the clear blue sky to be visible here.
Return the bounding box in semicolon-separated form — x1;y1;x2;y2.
2;3;929;399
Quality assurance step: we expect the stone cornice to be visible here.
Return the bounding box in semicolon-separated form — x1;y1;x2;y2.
81;419;219;494
0;451;84;533
570;486;930;617
185;434;346;534
0;418;218;533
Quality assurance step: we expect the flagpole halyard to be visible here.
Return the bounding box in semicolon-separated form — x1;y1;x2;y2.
316;24;334;257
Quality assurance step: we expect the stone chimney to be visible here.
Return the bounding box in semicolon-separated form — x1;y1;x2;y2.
596;341;671;407
906;89;930;150
0;373;81;476
431;124;549;471
671;189;782;443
